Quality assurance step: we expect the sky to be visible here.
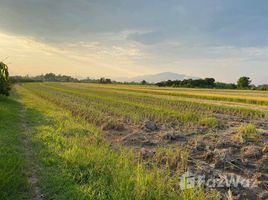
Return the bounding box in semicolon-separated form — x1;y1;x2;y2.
0;0;268;84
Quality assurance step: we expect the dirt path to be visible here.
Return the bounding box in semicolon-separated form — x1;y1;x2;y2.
20;107;44;200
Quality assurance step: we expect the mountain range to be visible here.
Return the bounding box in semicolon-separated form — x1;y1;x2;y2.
117;72;199;83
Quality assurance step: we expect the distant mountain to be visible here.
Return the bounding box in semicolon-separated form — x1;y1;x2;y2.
122;72;199;83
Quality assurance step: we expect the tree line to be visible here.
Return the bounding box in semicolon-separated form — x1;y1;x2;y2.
10;73;115;84
9;73;268;90
1;62;268;96
156;76;268;90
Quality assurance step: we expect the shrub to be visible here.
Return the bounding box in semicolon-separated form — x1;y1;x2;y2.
0;62;11;96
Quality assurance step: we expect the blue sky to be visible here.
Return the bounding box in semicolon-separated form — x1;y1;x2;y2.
0;0;268;84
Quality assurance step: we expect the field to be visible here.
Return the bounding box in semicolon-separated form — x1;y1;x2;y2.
1;83;268;200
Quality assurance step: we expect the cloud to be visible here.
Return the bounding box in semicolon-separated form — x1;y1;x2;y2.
1;0;268;47
1;0;268;83
0;32;146;77
127;31;168;45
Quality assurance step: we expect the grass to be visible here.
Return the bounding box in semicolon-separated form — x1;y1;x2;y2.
199;117;218;127
235;123;260;142
33;83;268;119
152;146;189;174
71;83;268;106
0;95;31;199
3;82;268;199
13;85;212;199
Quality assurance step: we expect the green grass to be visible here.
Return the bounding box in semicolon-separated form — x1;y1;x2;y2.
198;117;218;127
0;95;31;200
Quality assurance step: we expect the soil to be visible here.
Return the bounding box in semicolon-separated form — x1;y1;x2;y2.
104;113;268;200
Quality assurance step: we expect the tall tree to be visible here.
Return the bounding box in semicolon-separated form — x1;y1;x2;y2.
0;62;11;96
141;80;147;85
237;76;251;89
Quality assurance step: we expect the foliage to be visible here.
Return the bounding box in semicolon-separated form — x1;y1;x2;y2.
99;77;112;84
255;84;268;91
237;76;251;89
11;74;115;84
9;72;268;90
11;73;79;83
214;82;237;89
0;62;11;96
156;78;216;88
141;80;147;85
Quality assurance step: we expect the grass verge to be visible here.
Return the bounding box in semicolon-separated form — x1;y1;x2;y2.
0;95;31;199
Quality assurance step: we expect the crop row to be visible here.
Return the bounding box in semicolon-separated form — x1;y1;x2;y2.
43;83;268;120
73;83;268;106
22;83;200;127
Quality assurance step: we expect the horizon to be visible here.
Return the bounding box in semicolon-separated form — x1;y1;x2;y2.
11;71;266;85
1;1;268;85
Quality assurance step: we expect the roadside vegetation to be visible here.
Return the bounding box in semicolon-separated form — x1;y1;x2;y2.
0;95;31;199
0;62;11;96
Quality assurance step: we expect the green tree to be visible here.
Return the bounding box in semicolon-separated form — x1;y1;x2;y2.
141;80;147;85
99;77;112;84
0;62;11;96
237;76;251;89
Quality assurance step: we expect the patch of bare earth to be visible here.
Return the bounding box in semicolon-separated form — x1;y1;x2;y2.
20;107;44;200
103;114;268;200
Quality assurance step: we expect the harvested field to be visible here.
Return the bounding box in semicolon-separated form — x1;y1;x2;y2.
2;83;268;200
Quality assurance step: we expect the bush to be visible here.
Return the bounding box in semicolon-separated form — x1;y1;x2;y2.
237;77;251;89
0;62;11;96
